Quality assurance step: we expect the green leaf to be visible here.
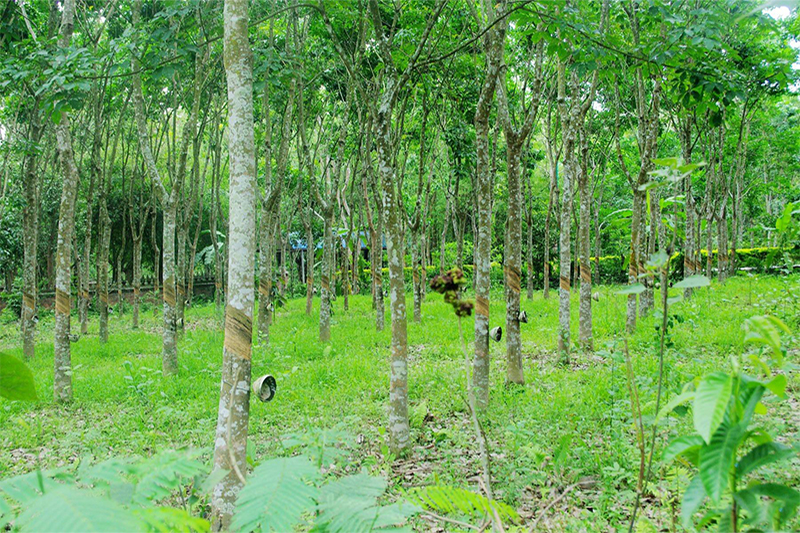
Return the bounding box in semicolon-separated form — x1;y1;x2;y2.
617;283;645;295
693;372;733;443
232;456;320;533
316;473;418;532
406;485;519;523
662;435;704;465
743;316;790;364
131;451;207;505
698;422;746;504
673;275;710;289
656;391;695;422
681;475;707;528
0;352;38;401
764;375;787;399
16;487;143;532
736;442;796;478
135;507;210;533
734;483;800;528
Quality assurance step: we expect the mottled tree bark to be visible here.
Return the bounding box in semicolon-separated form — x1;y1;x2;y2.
210;0;256;526
21;104;43;359
257;34;295;344
496;39;543;383
472;7;505;408
132;0;181;374
53;0;79;403
98;195;110;343
578;131;593;351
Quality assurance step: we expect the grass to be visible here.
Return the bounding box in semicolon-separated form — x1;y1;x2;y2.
1;274;799;531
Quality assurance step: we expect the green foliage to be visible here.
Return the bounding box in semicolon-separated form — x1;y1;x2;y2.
232;456;321;533
662;315;799;531
233;453;418;533
0;450;211;533
15;487;144;533
406;485;519;524
0;352;38;401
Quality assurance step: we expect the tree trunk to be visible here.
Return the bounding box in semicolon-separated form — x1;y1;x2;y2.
21;105;42;359
504;140;524;384
472;19;504;409
375;93;410;452
98;201;110;343
132;234;143;328
627;189;644;333
577;136;592;351
151;187;161;317
53;0;79;403
717;204;729;283
211;0;256;525
319;208;334;342
305;218;314;316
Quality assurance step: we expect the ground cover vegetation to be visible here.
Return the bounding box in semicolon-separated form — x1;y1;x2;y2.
1;0;799;530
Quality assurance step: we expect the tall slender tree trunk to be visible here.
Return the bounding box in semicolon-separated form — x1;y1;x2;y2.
21;106;42;359
717;204;729;283
577;134;593;351
151;187;161;317
472;15;505;409
132;0;182;374
98;200;110;343
211;0;256;525
627;190;644;332
504;140;524;383
319;206;334;342
305;218;314;316
53;0;79;403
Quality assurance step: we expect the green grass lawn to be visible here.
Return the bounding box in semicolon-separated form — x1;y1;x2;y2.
1;274;798;531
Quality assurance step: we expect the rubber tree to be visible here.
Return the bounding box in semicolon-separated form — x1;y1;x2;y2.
52;0;80;403
132;0;184;375
320;0;446;451
210;0;257;525
471;0;506;409
257;20;297;344
614;2;663;333
496;35;545;384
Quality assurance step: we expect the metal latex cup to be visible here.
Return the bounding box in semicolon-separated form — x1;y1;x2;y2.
252;374;277;402
490;326;502;342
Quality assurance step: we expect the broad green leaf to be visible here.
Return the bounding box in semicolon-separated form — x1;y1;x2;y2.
681;475;707;528
16;487;143;532
699;422;746;504
693;372;733;443
0;352;38;401
764;374;787;399
734;483;800;528
617;283;645;295
736;442;796;478
662;435;704;465
673;275;710;289
656;391;695;422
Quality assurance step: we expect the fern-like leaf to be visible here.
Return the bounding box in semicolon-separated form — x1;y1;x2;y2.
0;470;59;505
15;486;143;532
232;456;320;533
406;485;519;524
315;473;419;532
130;450;207;506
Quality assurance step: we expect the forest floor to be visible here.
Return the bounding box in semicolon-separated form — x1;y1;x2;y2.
1;274;799;532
